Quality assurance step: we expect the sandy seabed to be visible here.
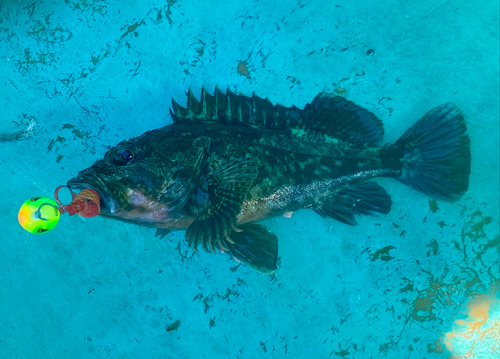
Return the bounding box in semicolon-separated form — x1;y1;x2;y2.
1;1;498;358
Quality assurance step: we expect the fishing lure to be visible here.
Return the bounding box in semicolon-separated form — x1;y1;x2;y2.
18;187;101;234
54;186;101;217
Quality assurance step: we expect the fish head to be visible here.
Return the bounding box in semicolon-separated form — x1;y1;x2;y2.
67;130;195;223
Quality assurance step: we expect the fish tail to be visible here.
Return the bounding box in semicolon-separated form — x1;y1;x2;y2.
381;103;471;202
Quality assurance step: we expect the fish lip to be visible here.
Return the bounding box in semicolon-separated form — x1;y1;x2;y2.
66;176;119;214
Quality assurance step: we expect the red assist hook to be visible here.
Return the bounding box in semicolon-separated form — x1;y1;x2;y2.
54;186;101;218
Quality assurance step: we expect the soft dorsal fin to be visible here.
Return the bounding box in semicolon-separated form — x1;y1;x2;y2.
169;87;384;145
303;94;384;145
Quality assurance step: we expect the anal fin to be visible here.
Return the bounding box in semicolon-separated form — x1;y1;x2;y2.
314;182;392;225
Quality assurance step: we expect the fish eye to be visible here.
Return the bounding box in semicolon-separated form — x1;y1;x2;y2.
113;143;139;165
121;149;134;162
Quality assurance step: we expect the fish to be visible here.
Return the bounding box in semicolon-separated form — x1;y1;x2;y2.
67;87;471;273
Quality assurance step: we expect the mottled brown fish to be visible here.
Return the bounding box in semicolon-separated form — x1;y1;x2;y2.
67;87;471;272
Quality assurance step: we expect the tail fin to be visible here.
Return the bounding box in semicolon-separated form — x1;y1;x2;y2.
382;103;471;202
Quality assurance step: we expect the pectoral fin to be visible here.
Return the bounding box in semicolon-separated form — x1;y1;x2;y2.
185;158;258;253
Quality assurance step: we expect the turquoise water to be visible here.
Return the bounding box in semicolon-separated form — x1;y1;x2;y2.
1;0;499;358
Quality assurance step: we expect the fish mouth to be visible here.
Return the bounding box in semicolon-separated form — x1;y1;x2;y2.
67;174;123;214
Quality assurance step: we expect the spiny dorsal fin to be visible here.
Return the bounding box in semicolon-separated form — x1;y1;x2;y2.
170;86;301;129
